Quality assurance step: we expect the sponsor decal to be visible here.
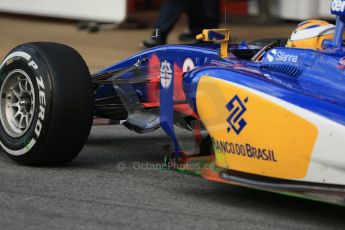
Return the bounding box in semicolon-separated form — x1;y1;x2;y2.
226;95;248;135
267;49;298;63
332;0;345;13
196;76;318;179
28;60;46;138
222;95;277;163
27;59;46;138
337;56;345;68
267;53;274;62
160;60;173;89
212;138;278;163
340;57;345;65
182;58;195;73
35;76;46;138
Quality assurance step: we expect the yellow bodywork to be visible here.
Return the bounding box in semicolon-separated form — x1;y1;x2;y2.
196;76;318;180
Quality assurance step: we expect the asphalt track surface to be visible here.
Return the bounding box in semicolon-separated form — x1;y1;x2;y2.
0;126;345;230
0;14;345;230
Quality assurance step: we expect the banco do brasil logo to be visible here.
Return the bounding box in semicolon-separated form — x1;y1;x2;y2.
226;95;248;135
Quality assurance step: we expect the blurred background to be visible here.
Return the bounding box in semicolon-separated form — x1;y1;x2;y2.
0;0;335;73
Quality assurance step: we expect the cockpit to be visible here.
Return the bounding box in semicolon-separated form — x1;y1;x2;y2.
197;0;345;61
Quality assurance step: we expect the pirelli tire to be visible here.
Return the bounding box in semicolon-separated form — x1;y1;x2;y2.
0;42;93;165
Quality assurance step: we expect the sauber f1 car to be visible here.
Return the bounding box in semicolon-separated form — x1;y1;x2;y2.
1;0;345;206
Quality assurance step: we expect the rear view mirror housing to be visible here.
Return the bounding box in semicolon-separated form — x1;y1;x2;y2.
196;29;230;58
196;29;230;42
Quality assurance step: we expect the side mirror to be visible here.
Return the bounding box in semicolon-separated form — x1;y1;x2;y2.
196;29;230;58
196;29;230;42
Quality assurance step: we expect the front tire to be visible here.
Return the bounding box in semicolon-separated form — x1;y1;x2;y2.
0;42;93;165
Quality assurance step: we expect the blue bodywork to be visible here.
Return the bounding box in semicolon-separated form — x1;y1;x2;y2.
184;47;345;125
93;0;345;156
89;0;345;205
94;42;345;125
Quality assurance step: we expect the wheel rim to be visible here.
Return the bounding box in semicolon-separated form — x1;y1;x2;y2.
0;69;36;138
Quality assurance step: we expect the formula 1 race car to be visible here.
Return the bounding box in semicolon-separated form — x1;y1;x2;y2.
1;0;345;206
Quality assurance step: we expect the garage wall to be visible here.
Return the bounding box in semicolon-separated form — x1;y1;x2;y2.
319;0;333;18
249;0;335;20
0;0;127;23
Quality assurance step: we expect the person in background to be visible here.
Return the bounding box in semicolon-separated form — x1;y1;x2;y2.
141;0;220;48
180;0;220;41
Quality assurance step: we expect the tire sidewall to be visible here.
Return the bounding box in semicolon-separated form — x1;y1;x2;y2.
0;48;52;160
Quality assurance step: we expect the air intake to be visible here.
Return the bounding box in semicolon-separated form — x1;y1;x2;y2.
261;64;302;78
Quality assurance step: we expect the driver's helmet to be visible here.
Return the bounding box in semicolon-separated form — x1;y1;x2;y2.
287;20;336;50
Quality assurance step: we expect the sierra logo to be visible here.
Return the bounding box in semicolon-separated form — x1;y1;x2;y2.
267;49;298;63
332;0;345;12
